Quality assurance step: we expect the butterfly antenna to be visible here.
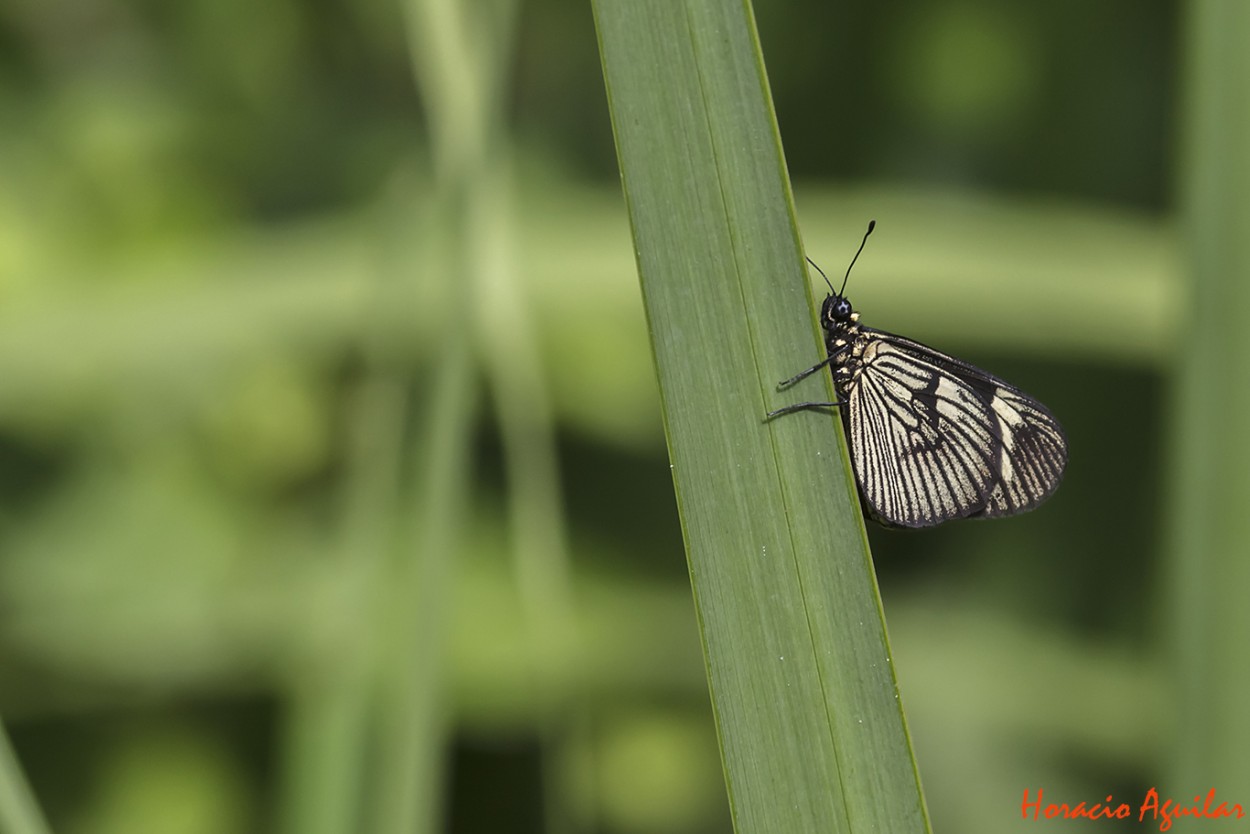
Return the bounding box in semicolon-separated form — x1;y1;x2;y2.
839;219;876;296
805;255;836;294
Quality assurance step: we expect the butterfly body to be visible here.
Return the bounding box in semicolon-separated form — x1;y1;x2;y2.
771;226;1068;528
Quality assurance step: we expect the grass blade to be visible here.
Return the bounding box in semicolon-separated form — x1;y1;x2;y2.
1169;0;1250;794
593;1;930;831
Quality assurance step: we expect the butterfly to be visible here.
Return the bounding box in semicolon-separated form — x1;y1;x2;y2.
768;222;1068;528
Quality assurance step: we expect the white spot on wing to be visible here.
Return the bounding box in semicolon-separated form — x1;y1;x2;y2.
991;389;1018;477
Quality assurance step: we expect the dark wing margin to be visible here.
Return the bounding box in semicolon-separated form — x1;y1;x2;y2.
845;331;1067;528
970;386;1067;518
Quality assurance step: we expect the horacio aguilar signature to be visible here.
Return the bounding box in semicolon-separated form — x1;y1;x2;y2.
1023;788;1245;831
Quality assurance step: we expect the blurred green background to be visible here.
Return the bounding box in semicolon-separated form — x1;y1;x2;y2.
0;0;1216;832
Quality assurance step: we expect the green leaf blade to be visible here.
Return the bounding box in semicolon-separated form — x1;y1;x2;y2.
594;1;930;832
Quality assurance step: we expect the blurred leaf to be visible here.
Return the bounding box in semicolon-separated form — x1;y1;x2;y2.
0;179;1173;449
0;723;51;834
1169;0;1250;797
76;724;248;834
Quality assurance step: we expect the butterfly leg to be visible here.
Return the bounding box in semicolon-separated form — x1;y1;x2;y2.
765;399;846;420
775;344;848;389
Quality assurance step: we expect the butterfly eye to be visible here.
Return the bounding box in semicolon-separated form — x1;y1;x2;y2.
821;295;853;322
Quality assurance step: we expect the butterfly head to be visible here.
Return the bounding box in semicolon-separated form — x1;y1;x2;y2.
821;294;854;326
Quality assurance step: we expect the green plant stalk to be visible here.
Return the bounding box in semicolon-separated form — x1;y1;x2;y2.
470;155;580;833
419;0;582;828
358;1;527;832
593;1;929;831
1169;0;1250;796
372;332;476;834
277;372;408;834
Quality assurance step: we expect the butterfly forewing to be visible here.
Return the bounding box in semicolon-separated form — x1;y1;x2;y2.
842;330;1067;527
848;336;999;526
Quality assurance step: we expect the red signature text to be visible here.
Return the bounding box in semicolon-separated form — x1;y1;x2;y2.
1022;788;1245;831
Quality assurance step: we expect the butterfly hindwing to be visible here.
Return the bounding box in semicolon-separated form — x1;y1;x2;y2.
970;384;1068;519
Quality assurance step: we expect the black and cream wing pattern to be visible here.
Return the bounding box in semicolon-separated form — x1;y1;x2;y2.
768;222;1068;528
842;329;1067;528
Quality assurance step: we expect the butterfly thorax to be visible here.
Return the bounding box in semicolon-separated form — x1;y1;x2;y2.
820;295;867;396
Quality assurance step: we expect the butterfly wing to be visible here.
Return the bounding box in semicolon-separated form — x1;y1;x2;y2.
844;330;1067;528
966;383;1068;519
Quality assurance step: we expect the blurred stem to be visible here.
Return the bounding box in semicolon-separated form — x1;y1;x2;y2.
373;330;476;834
0;723;51;834
405;0;577;831
472;146;579;834
343;0;567;832
406;0;519;183
1169;0;1250;793
279;372;408;834
283;0;525;829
